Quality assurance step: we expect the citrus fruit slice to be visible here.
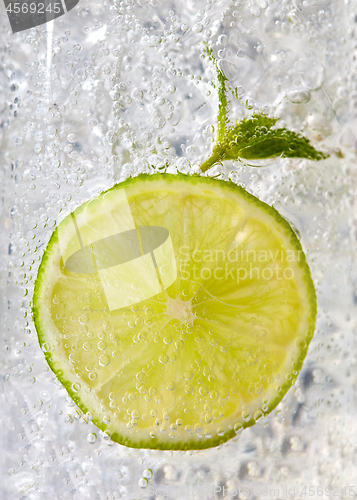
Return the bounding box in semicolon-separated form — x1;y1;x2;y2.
33;173;316;450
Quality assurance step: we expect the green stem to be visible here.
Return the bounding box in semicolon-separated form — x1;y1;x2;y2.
203;44;229;140
201;43;229;172
200;147;225;173
217;78;228;143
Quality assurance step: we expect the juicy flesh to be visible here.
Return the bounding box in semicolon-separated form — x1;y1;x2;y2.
46;180;308;443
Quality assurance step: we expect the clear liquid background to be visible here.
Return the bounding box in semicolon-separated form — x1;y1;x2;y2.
1;0;357;498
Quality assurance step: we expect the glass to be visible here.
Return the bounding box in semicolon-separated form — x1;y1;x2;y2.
1;0;356;498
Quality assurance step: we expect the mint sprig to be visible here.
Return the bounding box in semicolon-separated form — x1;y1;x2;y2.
200;45;328;173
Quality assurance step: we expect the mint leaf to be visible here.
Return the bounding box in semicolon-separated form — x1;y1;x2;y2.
224;114;279;151
200;112;328;172
225;114;328;161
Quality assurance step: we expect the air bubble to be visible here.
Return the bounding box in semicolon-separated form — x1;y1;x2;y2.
210;390;219;400
98;341;107;350
186;145;196;156
110;89;120;101
287;89;311;104
294;337;307;349
218;34;228;46
254;410;264;422
65;414;74;424
138;478;148;488
199;386;209;396
67;133;76;143
79;313;89;324
176;158;191;173
251;5;261;16
136;372;148;383
132;89;144;101
46;126;57;138
205;413;213;423
234;422;243;434
242;411;251;422
87;433;97;444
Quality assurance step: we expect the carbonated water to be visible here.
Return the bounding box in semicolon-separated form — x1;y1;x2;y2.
1;0;357;498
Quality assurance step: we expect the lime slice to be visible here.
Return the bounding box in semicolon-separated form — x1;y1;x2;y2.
33;173;316;450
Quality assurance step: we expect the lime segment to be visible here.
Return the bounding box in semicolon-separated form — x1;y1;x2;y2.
33;173;316;450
